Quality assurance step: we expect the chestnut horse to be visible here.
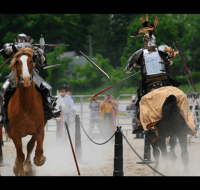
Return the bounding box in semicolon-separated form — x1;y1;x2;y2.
5;45;47;176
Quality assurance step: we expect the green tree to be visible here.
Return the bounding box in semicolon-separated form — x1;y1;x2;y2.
0;14;90;86
69;53;113;94
87;14;135;68
45;46;73;95
182;14;200;71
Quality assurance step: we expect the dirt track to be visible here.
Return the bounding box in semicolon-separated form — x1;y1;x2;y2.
1;100;200;176
1;121;200;176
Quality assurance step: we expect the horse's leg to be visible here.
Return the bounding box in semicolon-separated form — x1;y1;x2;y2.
150;141;160;175
177;132;189;175
34;128;46;166
12;134;25;176
24;134;37;175
157;136;168;161
168;134;177;162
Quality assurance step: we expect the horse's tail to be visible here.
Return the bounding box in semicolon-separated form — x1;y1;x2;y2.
157;94;190;137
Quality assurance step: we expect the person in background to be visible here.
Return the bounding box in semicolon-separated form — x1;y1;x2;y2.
56;84;77;125
56;85;77;142
100;93;118;141
67;90;76;104
88;96;102;139
66;89;77;125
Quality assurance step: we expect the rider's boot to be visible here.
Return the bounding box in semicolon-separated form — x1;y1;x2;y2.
0;79;14;125
132;106;143;134
43;96;61;120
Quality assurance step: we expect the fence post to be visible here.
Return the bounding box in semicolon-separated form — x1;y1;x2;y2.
144;133;151;161
0;127;3;165
0;125;3;146
113;126;124;176
75;114;82;163
137;132;154;164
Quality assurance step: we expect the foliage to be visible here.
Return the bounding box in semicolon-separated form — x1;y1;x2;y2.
45;46;73;95
175;72;200;85
68;54;113;94
86;14;135;67
0;14;200;97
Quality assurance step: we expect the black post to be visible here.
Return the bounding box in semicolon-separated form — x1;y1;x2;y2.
137;133;154;164
0;133;3;165
113;126;124;176
144;133;151;161
75;114;82;163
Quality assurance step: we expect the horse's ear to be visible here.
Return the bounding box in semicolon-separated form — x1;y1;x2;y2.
12;44;19;54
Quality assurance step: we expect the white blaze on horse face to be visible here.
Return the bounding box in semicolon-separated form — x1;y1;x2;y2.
20;55;30;78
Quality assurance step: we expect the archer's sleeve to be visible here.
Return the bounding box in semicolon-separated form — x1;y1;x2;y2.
124;48;143;73
158;45;174;65
33;47;47;66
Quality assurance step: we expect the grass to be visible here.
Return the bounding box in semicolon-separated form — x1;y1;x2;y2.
178;81;200;93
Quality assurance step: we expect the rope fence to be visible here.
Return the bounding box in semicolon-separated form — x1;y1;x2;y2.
77;116;165;176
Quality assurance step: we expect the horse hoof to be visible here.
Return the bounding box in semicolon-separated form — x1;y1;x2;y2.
24;164;33;176
13;165;25;176
13;165;19;176
34;155;46;166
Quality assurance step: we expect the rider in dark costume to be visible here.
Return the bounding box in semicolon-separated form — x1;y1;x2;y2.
124;15;181;134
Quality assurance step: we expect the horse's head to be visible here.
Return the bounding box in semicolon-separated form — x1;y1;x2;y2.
10;45;35;87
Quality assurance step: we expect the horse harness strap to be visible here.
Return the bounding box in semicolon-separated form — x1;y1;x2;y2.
145;74;168;83
147;81;168;93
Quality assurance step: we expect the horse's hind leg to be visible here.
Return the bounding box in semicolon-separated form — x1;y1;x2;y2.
150;141;160;175
12;134;25;176
24;134;37;175
34;128;46;166
177;132;189;174
168;135;177;162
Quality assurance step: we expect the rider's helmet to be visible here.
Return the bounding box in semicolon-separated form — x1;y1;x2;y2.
143;33;156;49
15;33;27;43
15;33;34;44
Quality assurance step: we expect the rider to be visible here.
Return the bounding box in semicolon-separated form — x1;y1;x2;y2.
124;16;181;134
0;33;61;124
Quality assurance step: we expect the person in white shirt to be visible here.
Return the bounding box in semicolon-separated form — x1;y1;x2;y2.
66;90;77;125
56;85;77;126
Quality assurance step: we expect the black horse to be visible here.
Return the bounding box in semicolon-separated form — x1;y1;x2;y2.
147;95;193;175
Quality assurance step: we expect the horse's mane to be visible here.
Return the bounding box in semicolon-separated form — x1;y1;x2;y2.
10;47;34;69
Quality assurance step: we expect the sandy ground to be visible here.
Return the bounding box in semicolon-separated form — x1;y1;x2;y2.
1;100;200;176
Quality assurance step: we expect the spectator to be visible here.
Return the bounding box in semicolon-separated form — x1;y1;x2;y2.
56;85;77;120
67;90;76;104
56;85;77;142
66;89;77;124
88;96;102;139
99;93;118;141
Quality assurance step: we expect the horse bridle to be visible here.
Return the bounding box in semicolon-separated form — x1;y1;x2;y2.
11;52;34;85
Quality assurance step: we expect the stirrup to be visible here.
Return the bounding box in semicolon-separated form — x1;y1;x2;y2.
52;109;61;117
132;123;143;134
45;109;61;120
0;115;4;124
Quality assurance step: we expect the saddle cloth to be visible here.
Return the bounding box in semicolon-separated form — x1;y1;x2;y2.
139;86;196;134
